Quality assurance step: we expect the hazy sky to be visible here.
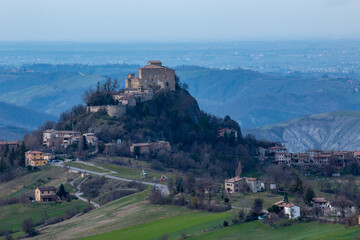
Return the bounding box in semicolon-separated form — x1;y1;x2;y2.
0;0;359;42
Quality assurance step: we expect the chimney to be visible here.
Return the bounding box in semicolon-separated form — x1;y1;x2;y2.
148;61;162;66
128;73;135;78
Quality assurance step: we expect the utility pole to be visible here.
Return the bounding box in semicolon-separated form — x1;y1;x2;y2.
185;200;188;222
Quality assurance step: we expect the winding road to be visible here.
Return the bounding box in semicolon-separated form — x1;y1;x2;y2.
52;161;169;198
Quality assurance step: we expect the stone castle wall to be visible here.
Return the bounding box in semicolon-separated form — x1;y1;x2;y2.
86;105;126;118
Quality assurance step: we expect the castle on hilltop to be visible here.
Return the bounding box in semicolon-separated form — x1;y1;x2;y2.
126;60;175;92
86;60;176;118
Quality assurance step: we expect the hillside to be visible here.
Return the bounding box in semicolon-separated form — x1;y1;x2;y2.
0;101;57;140
245;111;360;152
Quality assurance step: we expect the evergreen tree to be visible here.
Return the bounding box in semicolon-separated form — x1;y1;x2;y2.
290;175;303;195
82;135;88;151
9;149;16;166
57;184;67;198
304;187;315;206
0;158;6;173
17;142;26;167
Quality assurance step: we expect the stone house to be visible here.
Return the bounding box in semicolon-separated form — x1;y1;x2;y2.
35;186;57;202
130;141;171;155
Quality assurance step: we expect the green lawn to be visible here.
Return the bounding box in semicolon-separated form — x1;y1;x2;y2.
81;211;231;240
191;221;360;240
0;200;87;239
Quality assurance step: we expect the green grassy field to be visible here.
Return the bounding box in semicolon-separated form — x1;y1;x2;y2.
32;190;231;240
191;220;360;240
95;162;164;181
64;162;108;173
0;200;87;239
0;166;77;199
81;211;230;240
229;191;294;209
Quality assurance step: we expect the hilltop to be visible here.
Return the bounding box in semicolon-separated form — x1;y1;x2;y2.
245;111;360;152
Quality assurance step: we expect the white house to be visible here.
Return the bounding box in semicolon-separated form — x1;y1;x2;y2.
284;204;300;219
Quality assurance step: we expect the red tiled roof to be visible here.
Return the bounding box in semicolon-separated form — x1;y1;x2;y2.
225;176;243;183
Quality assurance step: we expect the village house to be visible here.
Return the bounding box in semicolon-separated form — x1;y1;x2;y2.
312;197;328;209
246;178;263;192
273;152;291;165
307;149;323;162
224;176;243;194
35;186;57;202
313;154;331;165
284;204;301;219
25;150;47;167
130;141;171;155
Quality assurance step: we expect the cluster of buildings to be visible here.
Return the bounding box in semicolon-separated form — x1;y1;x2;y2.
130;141;171;155
257;146;359;169
312;197;356;217
87;61;176;117
43;130;98;149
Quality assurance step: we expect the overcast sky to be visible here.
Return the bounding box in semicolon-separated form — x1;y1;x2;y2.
0;0;359;42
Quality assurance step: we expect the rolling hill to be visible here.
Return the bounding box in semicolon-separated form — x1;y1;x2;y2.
176;66;360;129
0;101;57;140
245;111;360;152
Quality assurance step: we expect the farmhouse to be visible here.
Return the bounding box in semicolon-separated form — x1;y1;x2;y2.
35;186;57;202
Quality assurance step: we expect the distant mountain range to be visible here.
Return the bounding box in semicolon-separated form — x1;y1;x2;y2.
245;111;360;153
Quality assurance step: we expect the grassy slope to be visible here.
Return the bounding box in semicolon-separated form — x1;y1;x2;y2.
191;221;360;240
0;166;77;199
0;166;86;239
0;200;87;239
33;191;231;240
